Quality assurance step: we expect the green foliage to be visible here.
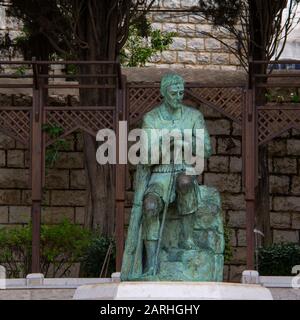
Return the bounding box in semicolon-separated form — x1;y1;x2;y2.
0;220;93;278
258;242;300;276
80;236;116;278
223;222;233;263
120;20;176;67
42;124;70;168
265;89;300;103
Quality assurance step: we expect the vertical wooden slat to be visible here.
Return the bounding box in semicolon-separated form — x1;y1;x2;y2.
244;89;257;269
115;76;127;271
31;73;43;273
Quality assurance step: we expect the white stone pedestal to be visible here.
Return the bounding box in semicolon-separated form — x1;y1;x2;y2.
73;282;273;300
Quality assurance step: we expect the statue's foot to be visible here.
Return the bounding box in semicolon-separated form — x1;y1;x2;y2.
182;238;197;250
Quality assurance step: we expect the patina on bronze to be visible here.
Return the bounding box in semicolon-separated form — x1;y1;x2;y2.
121;73;225;281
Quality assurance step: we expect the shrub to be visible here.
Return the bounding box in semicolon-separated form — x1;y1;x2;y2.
80;236;116;278
258;242;300;276
0;220;92;278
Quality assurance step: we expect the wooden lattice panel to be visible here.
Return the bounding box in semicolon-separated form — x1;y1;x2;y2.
186;87;243;123
128;85;243;126
128;86;162;125
46;109;115;145
258;108;300;145
0;109;30;146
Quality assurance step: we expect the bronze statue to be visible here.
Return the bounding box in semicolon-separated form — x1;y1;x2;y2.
121;74;224;281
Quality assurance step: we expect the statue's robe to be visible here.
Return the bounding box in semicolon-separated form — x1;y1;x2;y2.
121;104;224;281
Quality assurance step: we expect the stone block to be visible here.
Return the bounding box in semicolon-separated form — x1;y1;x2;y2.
228;210;246;228
211;53;229;65
270;212;291;229
230;229;237;246
7;148;24;167
21;190;50;206
161;51;177;64
0;132;15;149
220;66;238;71
177;52;197;64
9;206;31;223
188;14;206;24
180;0;199;8
287;139;300;156
204;173;241;193
273;158;297;174
268;139;286;156
54;152;84;169
206;119;231;135
217;137;241;155
0;150;5;167
169;37;186;50
0;206;8;223
0;190;21;205
223;264;230;281
50;190;86;206
230;247;247;264
230;156;242;173
273;230;299;243
242;270;259;284
162;23;177;33
197;53;211;64
208;155;229;172
162;0;181;9
186;38;205;51
0;94;12;106
229;54;240;66
205;38;221;50
195;24;213;36
45;169;69;189
0;168;29;188
273;196;300;212
232;122;242;136
70;170;86;189
237;229;246;247
269;175;290;194
76;133;84;151
75;207;85;224
291;176;300;195
26;273;44;286
221;194;245;210
41;207;74;224
176;24;195;37
291;213;300;229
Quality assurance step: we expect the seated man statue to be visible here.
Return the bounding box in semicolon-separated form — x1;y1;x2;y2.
121;74;224;281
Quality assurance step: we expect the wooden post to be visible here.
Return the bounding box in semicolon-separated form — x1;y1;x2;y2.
115;75;127;271
243;89;257;269
31;60;43;273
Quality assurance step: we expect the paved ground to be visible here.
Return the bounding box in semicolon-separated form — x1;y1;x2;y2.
0;287;299;300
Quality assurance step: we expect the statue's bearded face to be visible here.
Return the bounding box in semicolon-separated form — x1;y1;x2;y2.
164;83;184;109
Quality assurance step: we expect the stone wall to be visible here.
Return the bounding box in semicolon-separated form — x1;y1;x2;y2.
0;93;86;229
0;1;240;71
1;86;300;281
147;0;240;70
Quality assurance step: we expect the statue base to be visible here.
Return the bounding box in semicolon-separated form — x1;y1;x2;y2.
73;281;273;300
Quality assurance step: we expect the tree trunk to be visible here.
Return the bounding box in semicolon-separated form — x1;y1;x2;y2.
249;1;272;246
77;3;117;237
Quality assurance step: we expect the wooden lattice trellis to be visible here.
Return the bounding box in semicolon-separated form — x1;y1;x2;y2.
258;105;300;145
45;108;115;146
128;83;244;126
0;109;31;146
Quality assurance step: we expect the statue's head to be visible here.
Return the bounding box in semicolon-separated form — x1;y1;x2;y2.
160;73;185;110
